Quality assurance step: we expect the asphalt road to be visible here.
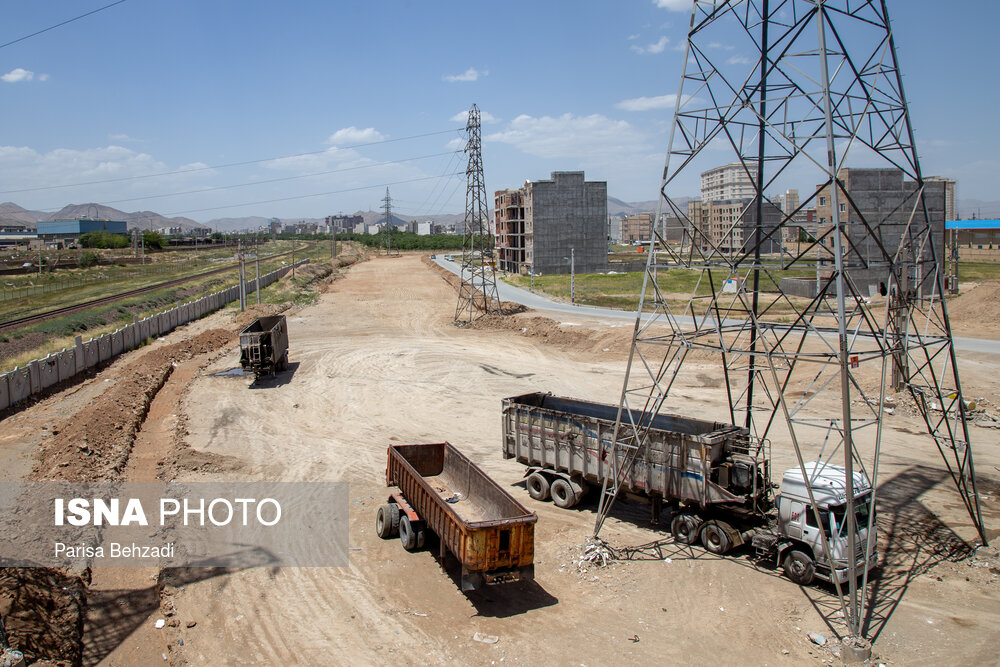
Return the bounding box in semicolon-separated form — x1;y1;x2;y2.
433;255;998;356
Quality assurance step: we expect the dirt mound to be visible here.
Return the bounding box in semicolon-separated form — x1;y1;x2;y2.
0;567;89;666
232;303;290;330
31;328;234;482
468;313;633;358
1;327;236;666
947;281;1000;339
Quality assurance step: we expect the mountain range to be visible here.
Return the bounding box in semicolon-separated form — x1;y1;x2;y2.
6;196;989;234
0;199;672;233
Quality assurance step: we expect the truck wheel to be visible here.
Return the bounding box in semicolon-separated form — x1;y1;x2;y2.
670;514;703;545
526;472;551;502
783;550;816;586
700;520;732;554
399;515;419;551
277;351;288;371
375;504;400;539
550;478;578;509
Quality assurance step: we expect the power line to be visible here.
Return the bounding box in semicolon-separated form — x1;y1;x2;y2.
89;150;459;207
161;172;463;217
0;0;131;50
0;128;464;195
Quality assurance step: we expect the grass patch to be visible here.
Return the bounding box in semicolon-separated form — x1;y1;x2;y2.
506;266;815;311
958;262;1000;281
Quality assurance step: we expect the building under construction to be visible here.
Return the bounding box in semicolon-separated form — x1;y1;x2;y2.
494;171;607;275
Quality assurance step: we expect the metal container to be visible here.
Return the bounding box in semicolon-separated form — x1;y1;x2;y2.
501;392;765;508
384;442;536;590
238;315;288;377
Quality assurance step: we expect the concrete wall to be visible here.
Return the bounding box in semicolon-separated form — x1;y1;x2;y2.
0;260;308;412
527;171;608;275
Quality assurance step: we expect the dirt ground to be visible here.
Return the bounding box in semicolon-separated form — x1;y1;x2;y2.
2;254;999;665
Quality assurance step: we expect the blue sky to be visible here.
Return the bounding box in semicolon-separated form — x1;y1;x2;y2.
0;0;996;223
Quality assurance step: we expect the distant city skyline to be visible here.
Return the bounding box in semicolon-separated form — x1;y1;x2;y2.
0;1;996;223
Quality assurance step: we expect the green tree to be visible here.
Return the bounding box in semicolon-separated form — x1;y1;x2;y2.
78;231;129;248
142;230;166;250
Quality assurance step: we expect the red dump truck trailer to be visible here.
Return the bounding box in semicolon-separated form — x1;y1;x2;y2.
378;442;536;591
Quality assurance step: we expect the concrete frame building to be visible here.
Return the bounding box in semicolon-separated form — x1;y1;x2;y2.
494;189;525;273
814;167;946;292
925;176;957;222
621;213;653;244
689;162;780;256
494;171;608;275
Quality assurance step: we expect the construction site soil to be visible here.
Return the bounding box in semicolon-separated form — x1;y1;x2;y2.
0;254;997;666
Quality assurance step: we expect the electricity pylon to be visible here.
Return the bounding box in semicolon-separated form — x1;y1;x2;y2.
380;188;398;256
593;0;985;651
455;103;502;324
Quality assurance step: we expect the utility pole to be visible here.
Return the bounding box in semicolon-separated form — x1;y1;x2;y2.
292;240;296;279
38;243;42;278
255;233;261;305
238;238;246;312
571;247;575;304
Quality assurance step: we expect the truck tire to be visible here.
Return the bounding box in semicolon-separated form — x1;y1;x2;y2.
375;504;400;539
783;549;816;586
399;515;419;551
526;472;551;502
670;513;703;545
550;478;578;509
700;520;732;554
277;351;288;372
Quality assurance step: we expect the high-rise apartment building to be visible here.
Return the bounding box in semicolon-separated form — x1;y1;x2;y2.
700;162;757;202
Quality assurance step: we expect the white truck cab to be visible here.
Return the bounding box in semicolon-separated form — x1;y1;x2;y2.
774;462;877;585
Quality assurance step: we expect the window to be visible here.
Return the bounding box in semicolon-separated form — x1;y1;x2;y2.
840;203;846;213
804;506;832;536
819;196;826;206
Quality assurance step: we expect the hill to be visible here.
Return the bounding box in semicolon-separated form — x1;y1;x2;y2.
42;204;201;231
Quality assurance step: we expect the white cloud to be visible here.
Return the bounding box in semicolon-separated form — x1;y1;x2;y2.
631;36;669;55
486;113;646;160
727;55;753;65
0;145;193;207
449;109;498;123
653;0;692;11
327;127;386;146
2;68;34;83
628;33;640;40
108;133;140;143
708;42;735;51
616;94;691;111
444;67;487;83
39;73;50;82
446;137;464;150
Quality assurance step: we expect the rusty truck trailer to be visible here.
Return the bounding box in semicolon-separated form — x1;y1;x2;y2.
378;442;536;591
238;315;288;378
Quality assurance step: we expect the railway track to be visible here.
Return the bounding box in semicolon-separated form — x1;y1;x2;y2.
0;244;309;333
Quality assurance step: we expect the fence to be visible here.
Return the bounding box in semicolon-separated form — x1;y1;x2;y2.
0;260;308;412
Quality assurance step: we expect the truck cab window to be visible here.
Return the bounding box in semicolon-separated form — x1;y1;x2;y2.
805;507;832;536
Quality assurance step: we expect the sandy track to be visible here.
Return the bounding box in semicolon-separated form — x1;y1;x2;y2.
153;254;999;666
2;253;997;664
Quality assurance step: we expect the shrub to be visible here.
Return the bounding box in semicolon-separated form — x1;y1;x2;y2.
78;251;100;268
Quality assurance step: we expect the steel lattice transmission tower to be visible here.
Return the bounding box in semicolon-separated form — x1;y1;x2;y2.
593;0;985;648
379;188;398;256
455;103;502;324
